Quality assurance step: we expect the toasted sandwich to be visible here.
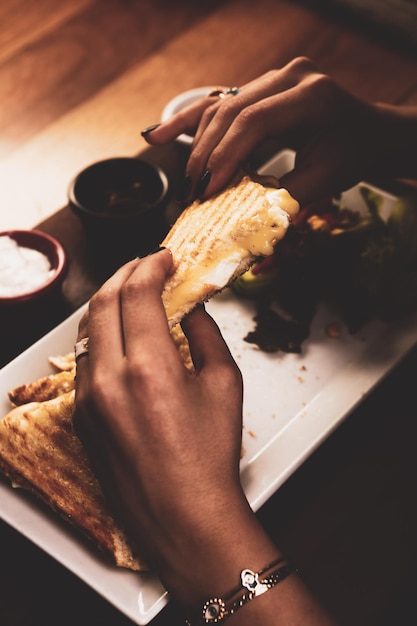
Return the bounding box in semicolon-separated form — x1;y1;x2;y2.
161;175;299;327
0;390;145;570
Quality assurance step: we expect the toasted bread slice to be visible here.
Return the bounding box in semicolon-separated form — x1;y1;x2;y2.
0;390;145;570
161;176;299;327
8;368;76;406
48;352;76;371
9;352;76;406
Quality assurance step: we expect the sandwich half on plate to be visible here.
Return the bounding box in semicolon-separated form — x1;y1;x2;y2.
0;389;144;570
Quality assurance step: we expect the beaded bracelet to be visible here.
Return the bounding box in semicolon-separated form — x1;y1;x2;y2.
185;558;298;625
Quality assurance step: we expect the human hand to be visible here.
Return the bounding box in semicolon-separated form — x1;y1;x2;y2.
143;57;404;206
72;251;340;624
72;250;248;597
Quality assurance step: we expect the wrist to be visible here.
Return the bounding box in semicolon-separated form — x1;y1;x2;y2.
148;488;283;611
185;558;297;625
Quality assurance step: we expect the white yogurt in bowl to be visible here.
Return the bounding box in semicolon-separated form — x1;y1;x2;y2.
0;230;68;305
0;235;54;297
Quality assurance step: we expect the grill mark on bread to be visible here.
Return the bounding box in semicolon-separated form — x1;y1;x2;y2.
161;176;299;328
9;369;75;406
0;392;145;570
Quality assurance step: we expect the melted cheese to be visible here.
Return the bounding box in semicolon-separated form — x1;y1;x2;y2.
265;187;299;218
164;187;299;321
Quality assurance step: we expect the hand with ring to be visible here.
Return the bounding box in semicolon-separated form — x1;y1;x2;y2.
142;56;417;207
72;249;336;624
72;250;249;607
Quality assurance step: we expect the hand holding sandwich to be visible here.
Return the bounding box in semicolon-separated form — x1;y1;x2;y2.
142;56;417;206
73;249;336;625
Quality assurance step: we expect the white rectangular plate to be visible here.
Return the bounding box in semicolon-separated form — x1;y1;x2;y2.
2;150;417;624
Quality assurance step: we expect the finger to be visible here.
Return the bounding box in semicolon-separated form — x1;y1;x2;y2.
141;91;229;145
181;307;244;460
120;249;181;365
181;305;238;374
86;259;142;370
74;260;142;409
74;260;147;460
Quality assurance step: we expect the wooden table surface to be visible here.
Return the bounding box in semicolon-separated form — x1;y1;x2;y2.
1;1;417;624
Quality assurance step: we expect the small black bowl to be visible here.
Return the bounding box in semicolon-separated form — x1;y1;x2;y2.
68;157;170;266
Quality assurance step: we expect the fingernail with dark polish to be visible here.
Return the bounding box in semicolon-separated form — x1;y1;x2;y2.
195;170;211;198
141;123;161;137
176;175;192;203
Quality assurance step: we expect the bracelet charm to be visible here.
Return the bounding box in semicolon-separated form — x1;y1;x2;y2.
241;568;268;596
202;598;226;622
186;559;298;625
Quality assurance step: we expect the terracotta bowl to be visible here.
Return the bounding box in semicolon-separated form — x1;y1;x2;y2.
0;229;69;306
